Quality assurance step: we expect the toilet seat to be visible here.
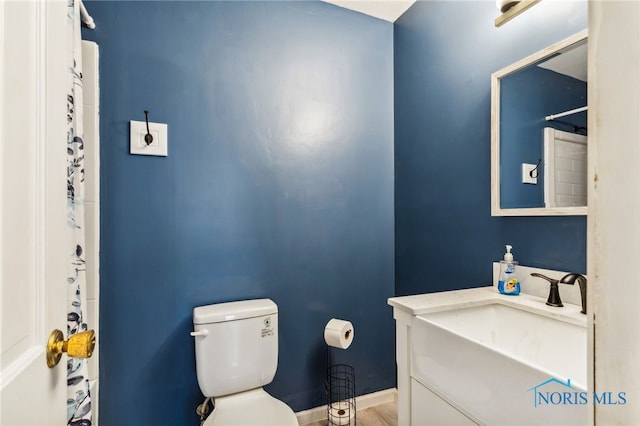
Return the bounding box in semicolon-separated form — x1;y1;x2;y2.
204;388;299;426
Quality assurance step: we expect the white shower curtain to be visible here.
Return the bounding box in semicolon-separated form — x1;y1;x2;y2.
66;0;93;424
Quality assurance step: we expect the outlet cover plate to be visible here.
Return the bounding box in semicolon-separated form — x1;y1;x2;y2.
522;163;538;184
130;120;168;156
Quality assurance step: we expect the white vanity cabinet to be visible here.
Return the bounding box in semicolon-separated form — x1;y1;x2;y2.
388;283;587;426
411;379;476;426
390;296;480;426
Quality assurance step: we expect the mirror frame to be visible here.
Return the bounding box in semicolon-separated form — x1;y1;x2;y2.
491;29;588;217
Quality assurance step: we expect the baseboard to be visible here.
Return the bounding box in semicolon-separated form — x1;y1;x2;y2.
296;388;397;425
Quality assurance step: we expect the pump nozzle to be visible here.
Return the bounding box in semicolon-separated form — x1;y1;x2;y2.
504;245;513;262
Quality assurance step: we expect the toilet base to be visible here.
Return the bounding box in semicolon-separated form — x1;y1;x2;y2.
204;388;298;426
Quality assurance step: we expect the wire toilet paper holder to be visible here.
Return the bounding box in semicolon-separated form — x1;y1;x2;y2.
325;345;356;425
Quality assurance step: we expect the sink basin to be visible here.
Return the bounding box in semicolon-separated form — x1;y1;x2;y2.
411;302;587;425
420;303;586;385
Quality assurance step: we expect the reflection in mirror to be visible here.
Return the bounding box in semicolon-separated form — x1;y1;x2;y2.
544;128;587;208
491;29;588;216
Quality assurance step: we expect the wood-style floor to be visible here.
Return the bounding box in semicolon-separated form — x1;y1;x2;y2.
302;400;398;426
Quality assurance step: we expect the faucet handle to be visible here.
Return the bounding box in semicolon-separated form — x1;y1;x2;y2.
530;273;559;285
530;273;563;307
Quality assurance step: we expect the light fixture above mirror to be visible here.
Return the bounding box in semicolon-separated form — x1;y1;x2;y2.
495;0;541;27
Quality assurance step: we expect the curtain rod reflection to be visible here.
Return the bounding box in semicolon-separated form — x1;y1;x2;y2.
545;106;587;122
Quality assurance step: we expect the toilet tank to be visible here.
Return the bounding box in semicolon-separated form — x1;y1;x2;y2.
192;299;279;397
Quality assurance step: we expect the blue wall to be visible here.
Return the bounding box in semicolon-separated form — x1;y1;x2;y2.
394;1;588;296
501;66;587;208
83;2;395;423
85;0;593;422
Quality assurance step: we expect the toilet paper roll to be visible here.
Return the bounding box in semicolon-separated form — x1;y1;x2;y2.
324;318;354;349
328;400;355;425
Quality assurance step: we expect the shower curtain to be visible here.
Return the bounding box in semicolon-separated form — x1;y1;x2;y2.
66;0;93;424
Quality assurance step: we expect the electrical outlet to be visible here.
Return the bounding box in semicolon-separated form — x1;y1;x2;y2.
522;163;538;184
130;120;168;156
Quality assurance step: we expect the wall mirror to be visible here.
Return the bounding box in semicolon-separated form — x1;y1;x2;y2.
491;29;588;216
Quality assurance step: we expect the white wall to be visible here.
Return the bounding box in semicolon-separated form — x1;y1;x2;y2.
589;1;640;424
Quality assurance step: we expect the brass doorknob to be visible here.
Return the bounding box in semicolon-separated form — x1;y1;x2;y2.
46;329;95;368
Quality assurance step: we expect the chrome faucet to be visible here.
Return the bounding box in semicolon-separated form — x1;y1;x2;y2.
560;273;587;315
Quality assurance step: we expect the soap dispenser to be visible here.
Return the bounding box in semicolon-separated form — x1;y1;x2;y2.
498;245;520;295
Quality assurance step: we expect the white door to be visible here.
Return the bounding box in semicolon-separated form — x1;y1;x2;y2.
543;127;588;208
1;1;70;424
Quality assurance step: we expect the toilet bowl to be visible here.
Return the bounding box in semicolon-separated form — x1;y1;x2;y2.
192;299;298;426
203;388;298;426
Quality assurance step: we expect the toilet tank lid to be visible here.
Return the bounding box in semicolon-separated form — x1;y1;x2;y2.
193;298;277;324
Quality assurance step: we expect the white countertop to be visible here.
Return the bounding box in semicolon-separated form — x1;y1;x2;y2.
388;286;586;326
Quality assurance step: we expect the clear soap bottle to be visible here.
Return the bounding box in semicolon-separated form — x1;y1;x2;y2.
498;245;520;295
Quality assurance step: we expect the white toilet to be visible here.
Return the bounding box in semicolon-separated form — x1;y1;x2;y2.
192;298;299;426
